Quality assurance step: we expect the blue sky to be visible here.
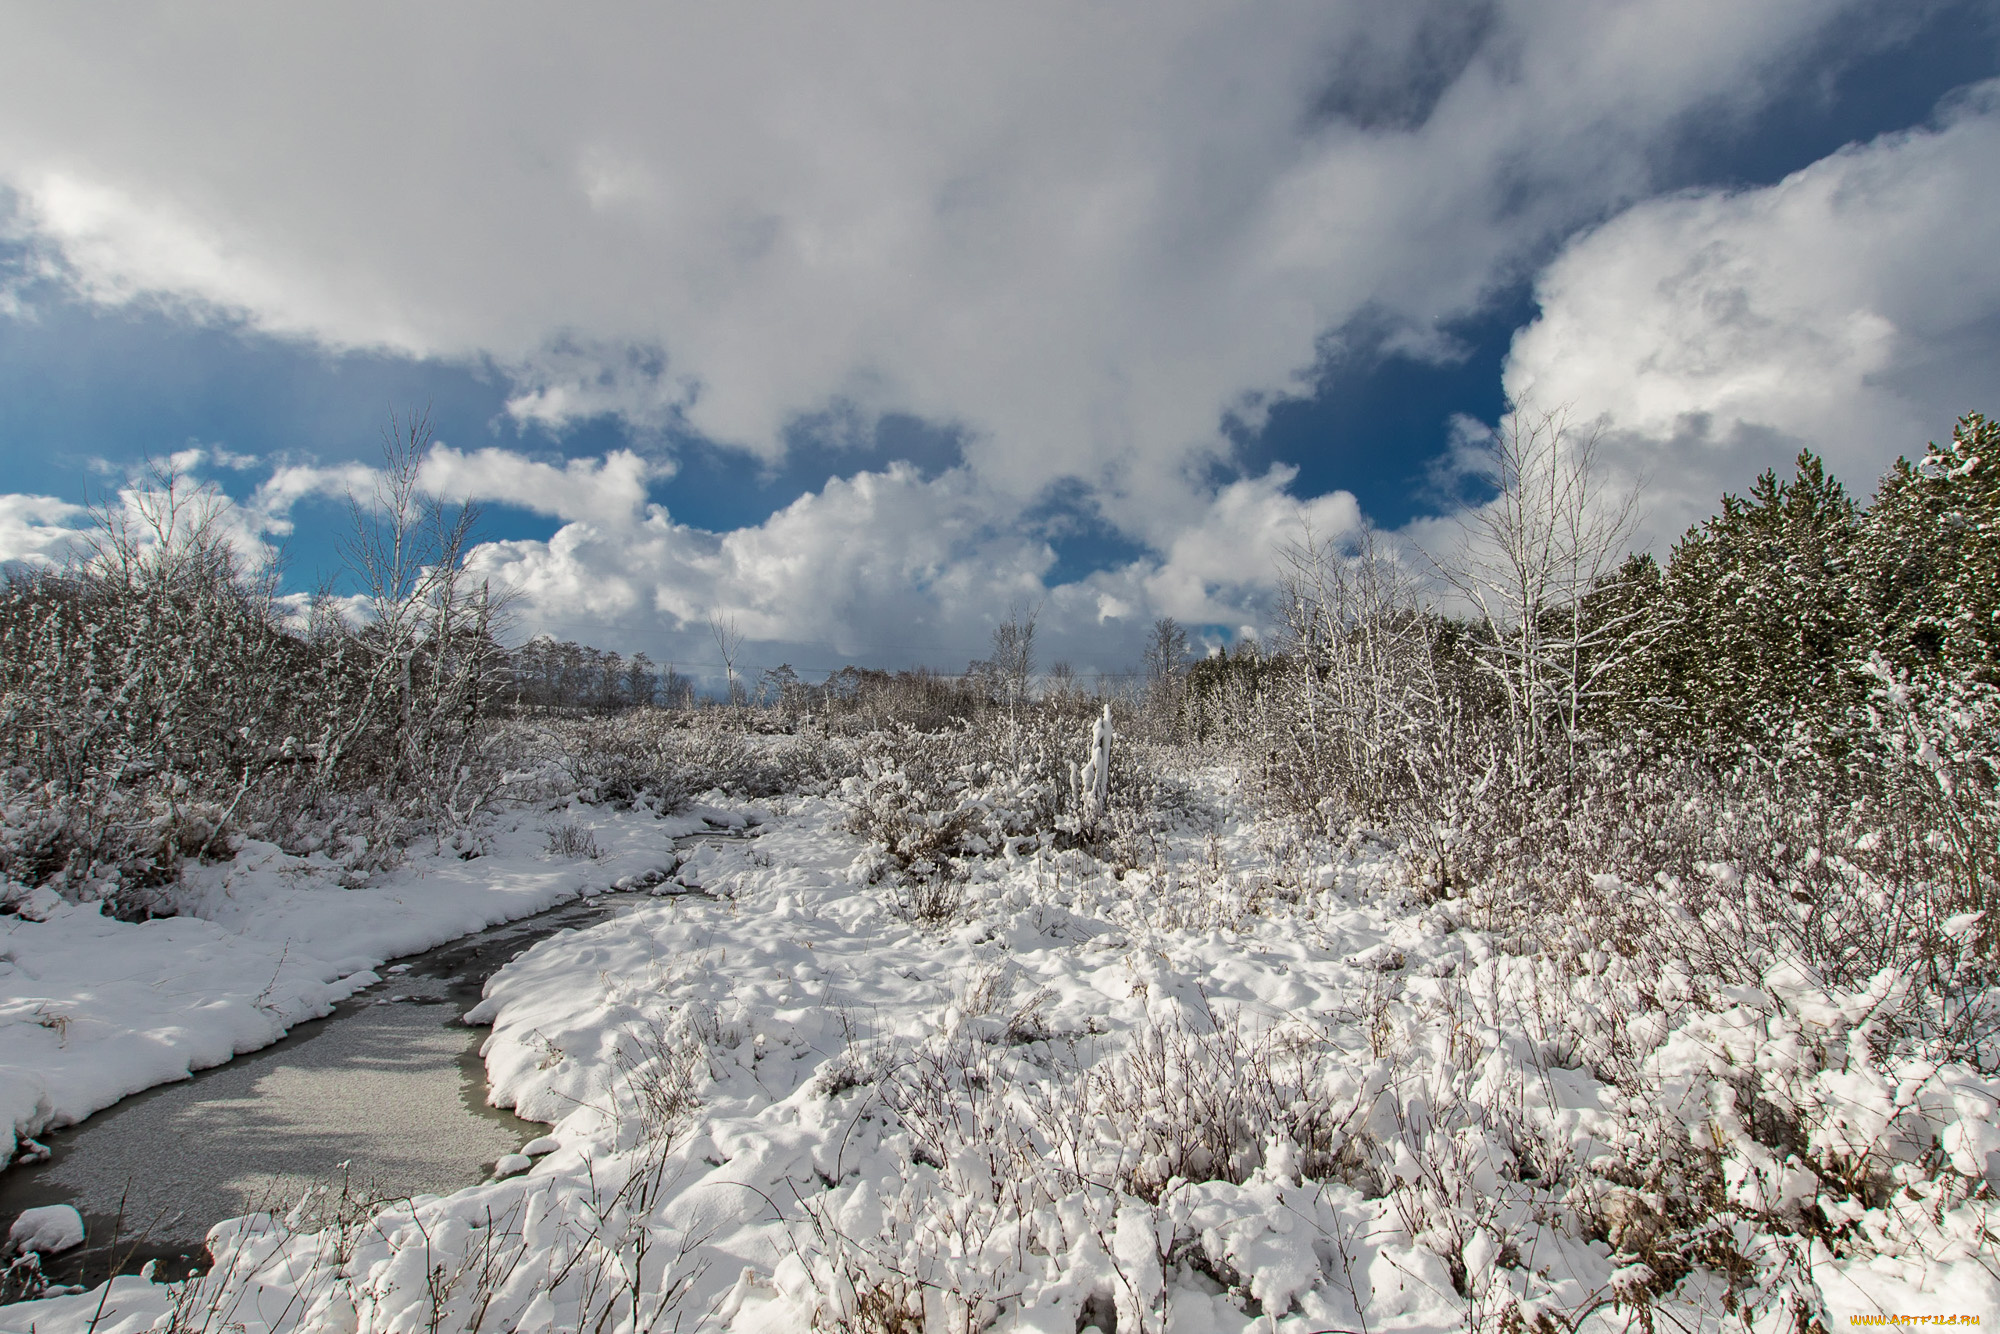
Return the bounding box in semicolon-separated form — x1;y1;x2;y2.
3;2;1998;682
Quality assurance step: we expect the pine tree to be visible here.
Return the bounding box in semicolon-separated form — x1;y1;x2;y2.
1862;413;2000;685
1646;451;1866;755
1571;551;1669;735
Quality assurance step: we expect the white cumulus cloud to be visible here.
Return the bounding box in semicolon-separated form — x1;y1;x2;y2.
3;2;1981;670
1140;470;1361;622
1502;81;2000;549
0;494;90;568
454;455;1365;676
464;462;1071;671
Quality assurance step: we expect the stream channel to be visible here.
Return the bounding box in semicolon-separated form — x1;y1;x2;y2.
0;829;747;1294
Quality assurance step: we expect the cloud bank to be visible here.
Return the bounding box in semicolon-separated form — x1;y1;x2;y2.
0;445;1356;677
0;494;89;569
0;3;1910;527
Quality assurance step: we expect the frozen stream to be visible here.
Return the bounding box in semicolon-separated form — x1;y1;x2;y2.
0;832;741;1291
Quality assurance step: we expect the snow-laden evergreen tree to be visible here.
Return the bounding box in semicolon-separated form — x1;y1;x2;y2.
1567;550;1668;737
1642;450;1866;755
1862;412;2000;685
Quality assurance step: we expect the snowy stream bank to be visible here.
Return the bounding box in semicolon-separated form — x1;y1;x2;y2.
0;804;762;1297
0;887;653;1289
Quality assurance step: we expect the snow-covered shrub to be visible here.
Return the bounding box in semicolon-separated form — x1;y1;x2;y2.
544;818;601;860
522;712;701;811
153;1141;713;1334
682;711;858;798
803;1024;1094;1331
610;1004;722;1137
1861;655;1999;945
843;724;1019;884
0;492;355;907
518;708;862;813
1367;850;2000;1326
840;706;1188;911
810;979;1634;1330
1;1249;62;1305
1070;703;1113;835
1052;1002;1361;1202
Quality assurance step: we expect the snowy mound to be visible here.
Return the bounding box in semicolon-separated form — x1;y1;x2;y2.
7;1204;83;1256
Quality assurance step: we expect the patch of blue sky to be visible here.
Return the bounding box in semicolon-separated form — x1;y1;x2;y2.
1655;0;2000;194
660;410;967;536
0;274;562;583
1019;484;1152;590
1221;290;1529;531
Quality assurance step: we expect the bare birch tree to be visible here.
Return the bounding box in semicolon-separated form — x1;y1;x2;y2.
1275;520;1488;839
1435;405;1646;784
1142;617;1190;731
990;603;1039;706
707;613;746;706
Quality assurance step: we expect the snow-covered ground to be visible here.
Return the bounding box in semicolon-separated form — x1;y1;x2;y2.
4;775;1997;1332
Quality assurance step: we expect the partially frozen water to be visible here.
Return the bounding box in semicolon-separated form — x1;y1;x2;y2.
0;831;742;1290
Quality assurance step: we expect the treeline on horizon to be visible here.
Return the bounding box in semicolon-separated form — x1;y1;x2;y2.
503;624;1143;715
502;639;1066;715
0;412;1994;942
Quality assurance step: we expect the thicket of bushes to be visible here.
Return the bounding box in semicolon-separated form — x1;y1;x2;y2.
792;415;2000;1331
0;464;508;912
1203;414;1996;994
0;439;731;910
1157;416;2000;1306
0;461;1155;917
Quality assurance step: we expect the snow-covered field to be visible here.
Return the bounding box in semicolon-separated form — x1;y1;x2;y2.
4;772;1998;1332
